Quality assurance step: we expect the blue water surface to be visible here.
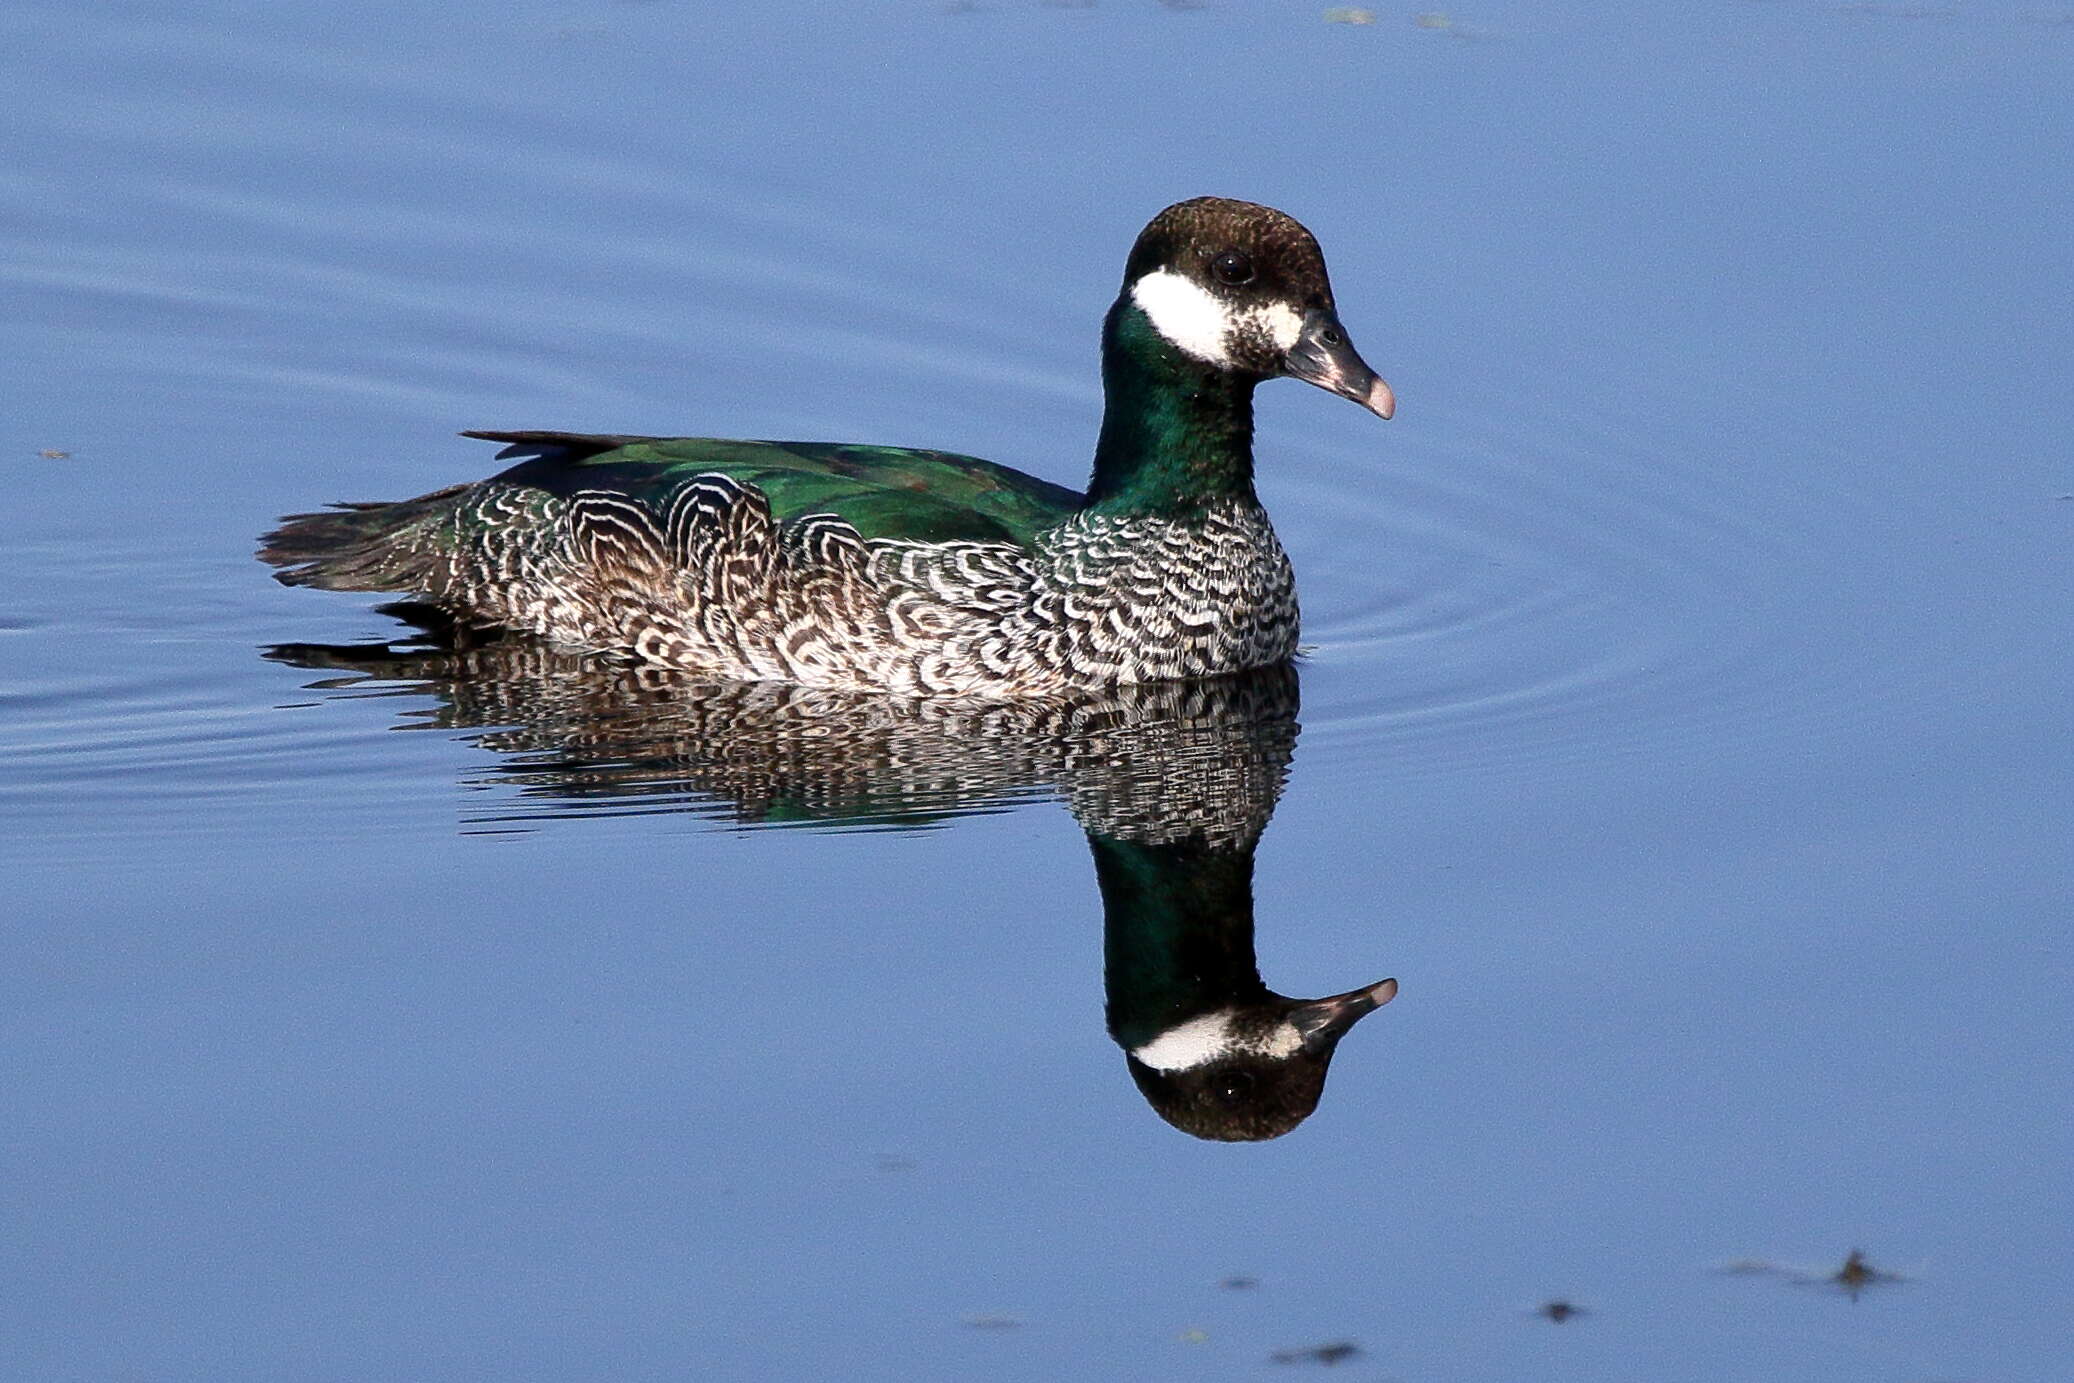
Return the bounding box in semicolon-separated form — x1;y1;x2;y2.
4;2;2070;1380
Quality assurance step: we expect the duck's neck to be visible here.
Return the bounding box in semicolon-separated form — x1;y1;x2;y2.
1084;301;1261;517
1093;834;1270;1052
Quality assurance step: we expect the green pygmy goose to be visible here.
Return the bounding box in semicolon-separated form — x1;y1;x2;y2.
261;198;1395;697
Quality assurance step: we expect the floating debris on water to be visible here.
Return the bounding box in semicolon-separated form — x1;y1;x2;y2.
1716;1258;1781;1276
1176;1326;1211;1344
1270;1340;1362;1366
1836;3;1957;17
1715;1249;1909;1299
1536;1299;1588;1323
1217;1275;1260;1290
1411;10;1505;39
39;450;71;460
1831;1249;1906;1301
960;1313;1023;1329
1324;7;1376;23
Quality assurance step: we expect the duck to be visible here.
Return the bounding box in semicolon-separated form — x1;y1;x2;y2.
1096;833;1398;1141
260;197;1394;698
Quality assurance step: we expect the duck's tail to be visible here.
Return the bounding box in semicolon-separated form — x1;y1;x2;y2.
257;484;470;592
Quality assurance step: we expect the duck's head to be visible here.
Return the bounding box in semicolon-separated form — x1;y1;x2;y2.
1125;976;1398;1141
1120;197;1395;420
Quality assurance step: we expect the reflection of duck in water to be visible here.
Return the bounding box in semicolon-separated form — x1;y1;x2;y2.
1098;833;1395;1140
267;634;1395;1138
260;198;1391;696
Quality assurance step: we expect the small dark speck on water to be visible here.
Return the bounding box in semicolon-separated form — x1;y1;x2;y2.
1715;1249;1907;1299
1536;1299;1587;1323
960;1314;1023;1330
1270;1340;1362;1366
1717;1259;1776;1276
1217;1275;1259;1290
1411;9;1506;40
1836;2;1957;17
1831;1249;1905;1300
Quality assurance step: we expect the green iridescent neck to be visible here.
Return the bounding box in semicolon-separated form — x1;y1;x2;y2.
1084;301;1261;517
1093;834;1269;1051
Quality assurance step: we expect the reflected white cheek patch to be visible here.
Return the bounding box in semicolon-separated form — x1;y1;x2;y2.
1132;1012;1237;1071
1130;269;1235;366
1131;1010;1304;1072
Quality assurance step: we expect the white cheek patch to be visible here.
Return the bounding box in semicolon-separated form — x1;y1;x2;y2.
1131;1010;1305;1072
1130;269;1236;366
1240;301;1304;353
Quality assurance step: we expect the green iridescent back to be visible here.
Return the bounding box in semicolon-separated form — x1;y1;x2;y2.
471;432;1082;547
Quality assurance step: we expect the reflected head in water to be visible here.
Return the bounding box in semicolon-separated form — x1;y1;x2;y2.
1093;833;1397;1142
264;628;1397;1139
1125;977;1397;1142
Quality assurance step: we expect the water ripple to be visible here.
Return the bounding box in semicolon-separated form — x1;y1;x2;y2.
1280;393;1967;782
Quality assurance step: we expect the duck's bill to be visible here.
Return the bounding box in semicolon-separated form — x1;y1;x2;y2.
1285;310;1396;419
1289;976;1399;1052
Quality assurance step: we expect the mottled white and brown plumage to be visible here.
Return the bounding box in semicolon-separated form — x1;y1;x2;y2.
261;198;1394;697
265;635;1307;845
261;635;1396;1139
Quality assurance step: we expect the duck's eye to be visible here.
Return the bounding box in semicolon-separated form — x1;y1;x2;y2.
1210;1070;1257;1106
1210;250;1255;286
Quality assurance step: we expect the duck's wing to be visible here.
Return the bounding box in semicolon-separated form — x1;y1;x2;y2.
463;431;1084;547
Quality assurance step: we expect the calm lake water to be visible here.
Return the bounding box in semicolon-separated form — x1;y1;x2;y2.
6;1;2071;1379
